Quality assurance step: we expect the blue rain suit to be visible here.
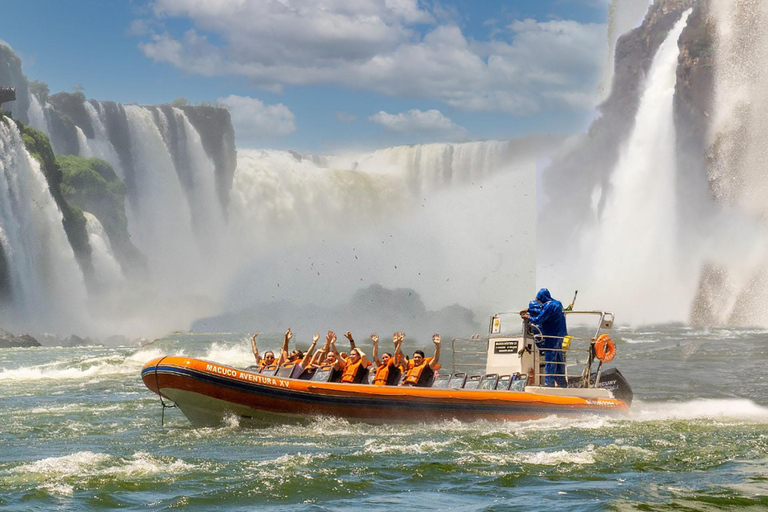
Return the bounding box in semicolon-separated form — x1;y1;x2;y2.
527;288;568;387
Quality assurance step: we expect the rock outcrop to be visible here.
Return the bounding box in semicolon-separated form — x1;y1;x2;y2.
0;329;41;348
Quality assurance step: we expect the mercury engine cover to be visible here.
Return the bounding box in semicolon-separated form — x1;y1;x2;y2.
595;368;633;405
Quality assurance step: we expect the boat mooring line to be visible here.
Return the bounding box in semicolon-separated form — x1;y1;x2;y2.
154;356;177;427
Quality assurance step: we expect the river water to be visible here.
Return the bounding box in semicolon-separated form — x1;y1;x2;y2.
1;326;766;511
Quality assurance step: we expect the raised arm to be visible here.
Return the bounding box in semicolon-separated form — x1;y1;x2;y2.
277;328;292;367
393;332;405;368
371;333;381;366
251;331;261;363
429;334;441;369
344;331;356;351
329;331;344;370
301;332;320;367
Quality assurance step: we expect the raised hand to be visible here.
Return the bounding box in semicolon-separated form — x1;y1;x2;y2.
370;333;379;344
313;332;320;343
285;328;293;341
433;334;441;345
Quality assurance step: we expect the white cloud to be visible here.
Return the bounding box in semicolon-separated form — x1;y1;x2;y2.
136;0;607;115
369;109;467;140
217;95;296;147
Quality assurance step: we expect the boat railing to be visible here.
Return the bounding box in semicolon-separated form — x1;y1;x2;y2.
450;335;488;375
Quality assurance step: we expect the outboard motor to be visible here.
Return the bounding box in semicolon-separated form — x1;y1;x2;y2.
595;368;633;405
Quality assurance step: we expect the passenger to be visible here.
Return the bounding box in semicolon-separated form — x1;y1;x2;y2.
401;334;441;387
337;330;371;383
371;331;404;386
520;288;568;387
278;328;320;379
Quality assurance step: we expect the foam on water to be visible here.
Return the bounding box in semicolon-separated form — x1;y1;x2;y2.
630;399;768;422
515;446;597;466
0;348;167;382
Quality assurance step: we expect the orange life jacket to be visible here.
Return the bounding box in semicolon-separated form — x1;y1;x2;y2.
403;357;435;386
374;359;395;385
341;359;365;383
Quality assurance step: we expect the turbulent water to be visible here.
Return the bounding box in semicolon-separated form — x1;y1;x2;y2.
1;327;766;511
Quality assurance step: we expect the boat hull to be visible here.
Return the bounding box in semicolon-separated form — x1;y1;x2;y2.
141;357;629;427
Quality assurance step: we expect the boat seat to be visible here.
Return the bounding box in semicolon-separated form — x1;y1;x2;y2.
311;365;335;382
509;374;527;392
431;373;451;388
463;375;482;389
298;367;316;380
244;365;261;372
448;373;467;389
479;373;499;390
275;363;296;378
496;374;512;390
365;365;402;385
260;364;279;376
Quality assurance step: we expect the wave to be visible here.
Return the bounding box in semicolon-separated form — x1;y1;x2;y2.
0;347;167;382
630;399;768;422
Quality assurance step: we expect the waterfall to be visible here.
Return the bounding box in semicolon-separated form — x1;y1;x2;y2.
26;94;48;135
121;105;202;281
581;10;693;323
226;142;537;315
0;119;88;333
83;212;123;287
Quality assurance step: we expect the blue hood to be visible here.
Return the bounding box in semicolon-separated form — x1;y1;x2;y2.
536;288;553;303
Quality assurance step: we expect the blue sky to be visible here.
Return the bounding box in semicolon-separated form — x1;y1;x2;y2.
0;0;617;153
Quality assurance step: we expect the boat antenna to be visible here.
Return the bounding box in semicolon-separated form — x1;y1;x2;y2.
565;290;578;311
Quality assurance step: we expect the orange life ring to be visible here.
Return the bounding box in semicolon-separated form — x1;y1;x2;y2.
594;334;616;362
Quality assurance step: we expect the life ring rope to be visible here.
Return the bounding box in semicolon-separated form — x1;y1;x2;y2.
594;333;616;362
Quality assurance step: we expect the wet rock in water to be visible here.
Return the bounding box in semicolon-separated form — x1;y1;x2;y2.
0;329;42;348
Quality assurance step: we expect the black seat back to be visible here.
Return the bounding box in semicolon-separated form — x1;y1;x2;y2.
431;373;451;388
298;367;316;380
448;373;467;389
496;374;512;390
260;364;279;376
387;367;402;386
479;373;499;390
463;375;482;389
509;373;527;392
275;362;296;378
311;365;335;382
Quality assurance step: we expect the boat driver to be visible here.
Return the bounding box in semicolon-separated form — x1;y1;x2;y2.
401;334;441;386
520;288;568;387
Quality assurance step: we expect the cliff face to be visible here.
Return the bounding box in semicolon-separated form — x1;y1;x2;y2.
0;44;29;123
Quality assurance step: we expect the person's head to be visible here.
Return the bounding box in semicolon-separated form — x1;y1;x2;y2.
325;352;337;364
263;351;275;365
412;350;425;365
380;352;392;366
536;288;553;303
349;348;362;363
289;349;303;361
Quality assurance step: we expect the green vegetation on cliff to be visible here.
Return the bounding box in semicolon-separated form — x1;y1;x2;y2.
14;121;94;281
56;154;147;278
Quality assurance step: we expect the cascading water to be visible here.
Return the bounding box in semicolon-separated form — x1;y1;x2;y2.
0;119;89;333
83;212;123;287
121;105;204;285
581;10;693;323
